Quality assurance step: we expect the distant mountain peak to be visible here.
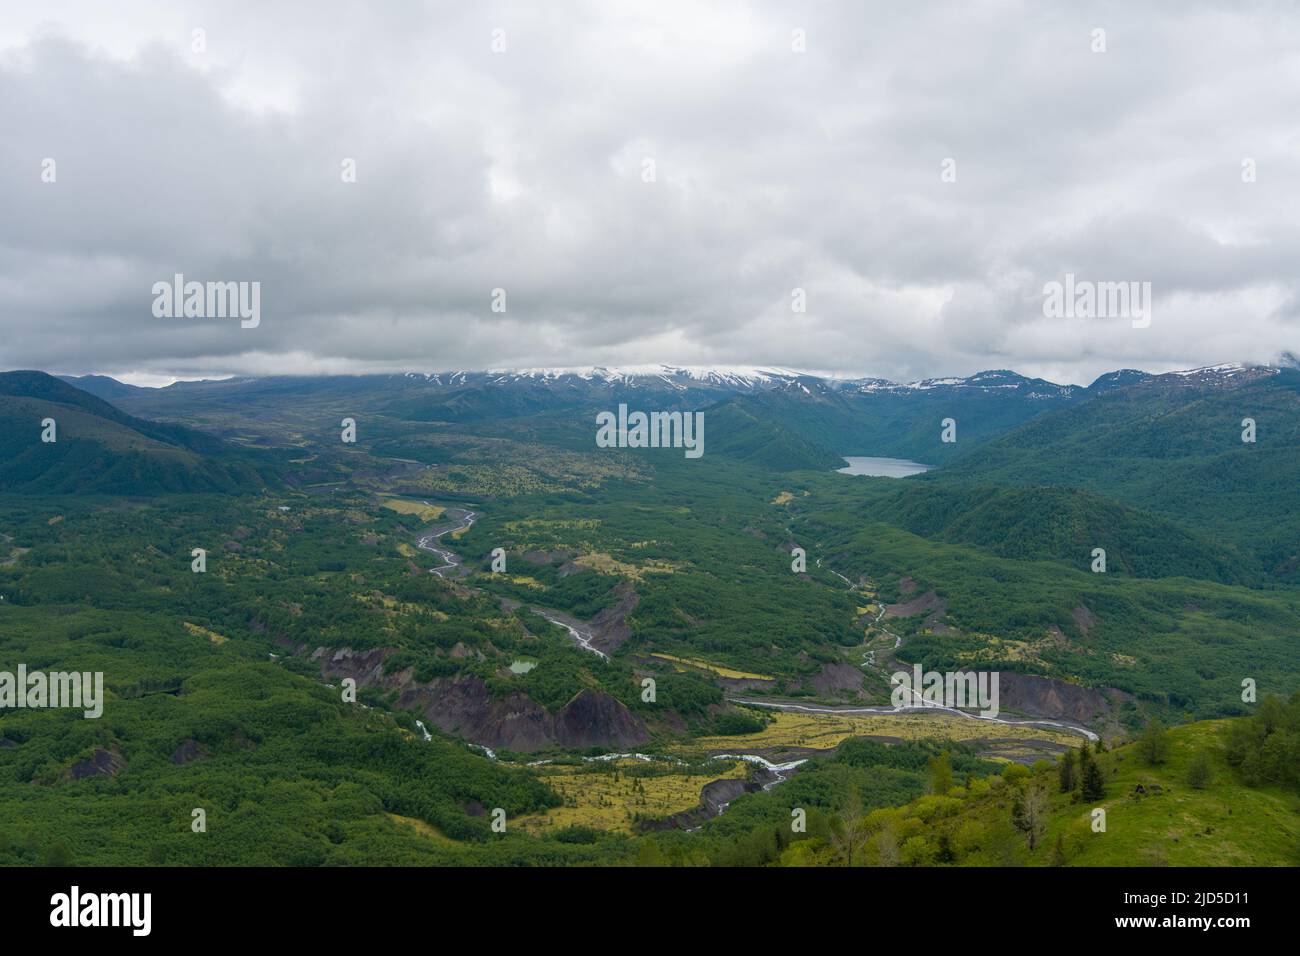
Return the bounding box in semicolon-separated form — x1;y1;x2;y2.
1156;364;1277;388
850;369;1080;399
482;365;804;388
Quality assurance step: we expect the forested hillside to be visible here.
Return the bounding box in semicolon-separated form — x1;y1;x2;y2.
0;372;281;495
938;367;1300;581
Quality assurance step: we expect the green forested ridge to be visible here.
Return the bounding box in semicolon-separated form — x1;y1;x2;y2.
834;481;1255;584
787;502;1299;716
690;397;845;471
719;374;1081;464
0;372;282;495
937;367;1300;581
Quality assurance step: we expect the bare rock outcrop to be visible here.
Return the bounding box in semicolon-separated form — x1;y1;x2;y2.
300;631;650;753
588;582;639;655
170;739;207;764
997;672;1130;723
393;674;650;753
402;676;554;752
67;748;125;780
553;688;648;749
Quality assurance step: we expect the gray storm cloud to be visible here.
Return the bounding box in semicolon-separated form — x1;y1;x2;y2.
1;0;1297;385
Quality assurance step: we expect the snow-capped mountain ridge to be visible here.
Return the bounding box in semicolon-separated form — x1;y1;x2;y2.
69;362;1289;399
385;362;1290;396
483;365;805;387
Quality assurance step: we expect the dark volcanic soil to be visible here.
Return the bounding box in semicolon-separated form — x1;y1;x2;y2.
305;644;650;752
997;672;1130;724
884;589;946;618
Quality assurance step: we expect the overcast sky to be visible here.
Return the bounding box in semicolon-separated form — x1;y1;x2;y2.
2;1;1298;386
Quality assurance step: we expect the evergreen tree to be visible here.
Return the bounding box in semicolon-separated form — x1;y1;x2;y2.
1081;756;1106;801
1075;741;1092;794
1058;748;1078;793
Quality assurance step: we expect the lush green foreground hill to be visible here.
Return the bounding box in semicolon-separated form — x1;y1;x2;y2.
936;715;1300;866
690;708;1300;867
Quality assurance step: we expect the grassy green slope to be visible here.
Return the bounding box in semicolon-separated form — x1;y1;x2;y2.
900;720;1299;866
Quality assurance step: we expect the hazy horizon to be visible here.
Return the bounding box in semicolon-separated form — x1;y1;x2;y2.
32;357;1295;391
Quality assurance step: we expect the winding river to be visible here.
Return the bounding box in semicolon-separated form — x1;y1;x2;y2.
414;504;477;577
529;607;609;660
413;506;609;661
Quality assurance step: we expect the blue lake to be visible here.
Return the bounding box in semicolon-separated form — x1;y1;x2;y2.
836;456;932;477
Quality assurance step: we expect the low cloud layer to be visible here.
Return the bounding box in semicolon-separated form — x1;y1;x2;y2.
2;1;1298;385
